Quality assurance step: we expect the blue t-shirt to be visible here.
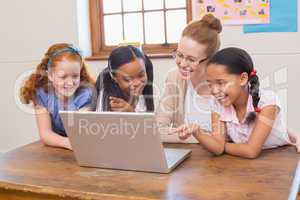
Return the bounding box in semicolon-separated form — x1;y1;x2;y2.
36;87;93;137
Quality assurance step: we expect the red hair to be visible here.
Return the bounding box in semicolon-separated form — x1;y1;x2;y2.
182;14;222;57
20;43;95;104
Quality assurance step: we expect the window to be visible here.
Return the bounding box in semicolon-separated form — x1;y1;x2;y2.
88;0;192;60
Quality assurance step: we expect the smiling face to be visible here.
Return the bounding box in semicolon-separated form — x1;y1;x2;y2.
48;59;81;99
176;36;208;80
113;58;148;97
206;63;249;107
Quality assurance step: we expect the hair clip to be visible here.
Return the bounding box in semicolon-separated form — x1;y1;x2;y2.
255;107;262;113
250;69;257;77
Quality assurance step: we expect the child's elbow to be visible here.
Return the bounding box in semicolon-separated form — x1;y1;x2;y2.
40;137;48;146
38;132;50;146
212;146;225;156
214;150;224;156
244;148;261;159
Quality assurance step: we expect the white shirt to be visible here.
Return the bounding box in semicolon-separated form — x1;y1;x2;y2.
184;80;214;143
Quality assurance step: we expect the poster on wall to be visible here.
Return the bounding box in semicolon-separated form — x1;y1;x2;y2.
244;0;298;33
195;0;270;25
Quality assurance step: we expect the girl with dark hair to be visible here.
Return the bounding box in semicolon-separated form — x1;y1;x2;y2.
95;45;154;112
176;47;299;158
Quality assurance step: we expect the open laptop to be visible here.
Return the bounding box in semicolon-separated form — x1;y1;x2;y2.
60;111;191;173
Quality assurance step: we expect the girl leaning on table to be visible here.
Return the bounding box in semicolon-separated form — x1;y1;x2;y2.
95;45;154;112
20;43;95;150
176;47;300;158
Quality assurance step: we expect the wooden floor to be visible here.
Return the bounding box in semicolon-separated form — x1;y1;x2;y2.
0;141;299;200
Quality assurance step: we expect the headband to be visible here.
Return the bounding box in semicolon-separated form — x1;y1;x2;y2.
45;45;82;70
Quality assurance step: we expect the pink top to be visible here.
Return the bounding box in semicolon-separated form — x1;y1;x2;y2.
212;90;290;149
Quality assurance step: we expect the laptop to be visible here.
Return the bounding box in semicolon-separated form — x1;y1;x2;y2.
60;111;191;173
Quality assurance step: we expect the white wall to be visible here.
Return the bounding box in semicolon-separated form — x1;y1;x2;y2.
0;0;79;153
0;0;299;153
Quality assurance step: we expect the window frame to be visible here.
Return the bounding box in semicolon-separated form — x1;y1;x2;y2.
88;0;193;60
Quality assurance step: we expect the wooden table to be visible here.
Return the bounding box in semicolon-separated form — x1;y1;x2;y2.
0;141;299;200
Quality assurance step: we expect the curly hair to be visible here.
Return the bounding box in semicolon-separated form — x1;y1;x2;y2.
20;43;95;104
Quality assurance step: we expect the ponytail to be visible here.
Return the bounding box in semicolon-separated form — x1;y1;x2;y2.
143;54;154;111
20;56;50;104
96;67;127;111
96;46;154;112
246;73;260;124
208;47;261;124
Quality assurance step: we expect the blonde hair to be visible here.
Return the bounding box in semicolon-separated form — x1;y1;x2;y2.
182;14;222;57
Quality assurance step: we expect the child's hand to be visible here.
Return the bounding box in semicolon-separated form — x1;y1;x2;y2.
176;124;201;140
288;130;300;153
109;96;134;112
293;134;300;153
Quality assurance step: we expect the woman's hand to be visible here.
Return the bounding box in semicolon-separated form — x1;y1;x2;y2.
109;96;134;112
176;124;201;140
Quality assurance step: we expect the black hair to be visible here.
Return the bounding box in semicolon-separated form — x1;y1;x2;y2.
95;45;154;112
208;47;260;123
